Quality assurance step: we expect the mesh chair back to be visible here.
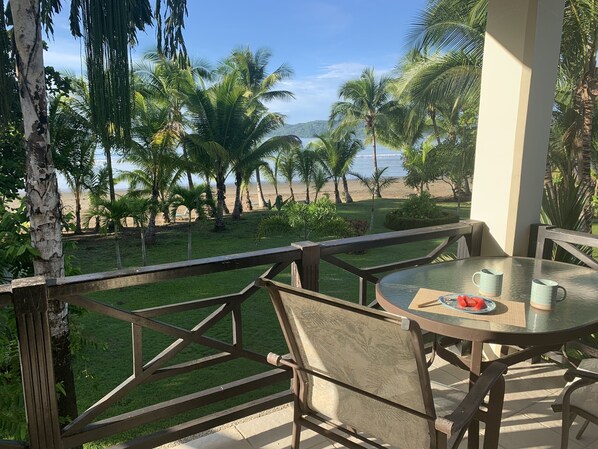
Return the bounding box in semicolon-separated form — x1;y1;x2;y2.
267;282;437;449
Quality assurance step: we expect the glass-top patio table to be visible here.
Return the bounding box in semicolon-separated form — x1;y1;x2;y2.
376;256;598;449
377;256;598;361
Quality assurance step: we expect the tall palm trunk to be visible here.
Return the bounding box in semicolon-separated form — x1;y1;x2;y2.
429;106;442;145
215;172;226;231
305;182;311;203
371;126;381;198
288;180;295;201
74;182;82;234
333;178;342;203
187;216;193;260
342;175;353;203
244;183;253;211
114;223;122;269
145;188;158;244
222;183;230;214
232;171;243;220
369;195;375;231
182;141;194;189
139;227;147;266
11;0;78;424
255;169;267;208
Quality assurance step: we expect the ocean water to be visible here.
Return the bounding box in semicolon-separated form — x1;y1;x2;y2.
56;144;405;192
347;146;406;179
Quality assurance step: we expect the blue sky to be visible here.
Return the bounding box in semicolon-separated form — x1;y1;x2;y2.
44;0;427;123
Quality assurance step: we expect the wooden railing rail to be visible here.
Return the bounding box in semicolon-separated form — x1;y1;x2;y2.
532;224;598;269
314;221;484;306
46;245;301;298
3;222;482;449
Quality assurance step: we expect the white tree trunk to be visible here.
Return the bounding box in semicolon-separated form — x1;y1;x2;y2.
13;0;64;280
11;0;78;423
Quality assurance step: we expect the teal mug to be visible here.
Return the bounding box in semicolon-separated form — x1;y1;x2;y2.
471;268;503;297
530;279;567;311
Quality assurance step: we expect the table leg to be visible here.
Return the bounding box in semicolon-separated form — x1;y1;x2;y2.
467;341;483;449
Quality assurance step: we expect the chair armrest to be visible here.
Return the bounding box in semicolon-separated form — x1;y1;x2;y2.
267;352;294;369
564;367;598;382
435;361;507;437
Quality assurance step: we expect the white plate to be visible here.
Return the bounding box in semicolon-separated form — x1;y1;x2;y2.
438;294;497;314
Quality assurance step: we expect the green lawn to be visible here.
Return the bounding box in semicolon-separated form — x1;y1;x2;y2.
65;198;470;447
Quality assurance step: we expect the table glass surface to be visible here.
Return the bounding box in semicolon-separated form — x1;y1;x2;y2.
376;257;598;337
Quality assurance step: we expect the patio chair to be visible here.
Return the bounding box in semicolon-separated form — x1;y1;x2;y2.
552;341;598;449
259;279;507;449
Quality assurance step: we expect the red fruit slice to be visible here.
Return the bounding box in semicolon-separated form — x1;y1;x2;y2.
465;296;477;307
473;298;486;310
456;295;468;307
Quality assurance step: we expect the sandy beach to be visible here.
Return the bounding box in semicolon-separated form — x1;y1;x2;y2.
57;178;454;227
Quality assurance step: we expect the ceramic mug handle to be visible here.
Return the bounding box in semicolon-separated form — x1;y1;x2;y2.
556;285;567;302
472;272;482;287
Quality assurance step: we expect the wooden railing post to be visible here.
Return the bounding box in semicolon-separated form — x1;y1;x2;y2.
12;277;62;449
530;224;554;259
291;241;320;291
457;220;484;258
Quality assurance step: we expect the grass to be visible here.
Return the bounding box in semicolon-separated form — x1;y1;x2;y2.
64;198;470;447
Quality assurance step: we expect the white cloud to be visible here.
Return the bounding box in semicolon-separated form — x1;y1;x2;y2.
267;62;393;124
316;62;367;80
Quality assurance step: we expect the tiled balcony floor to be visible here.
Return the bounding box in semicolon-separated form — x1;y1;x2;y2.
164;358;598;449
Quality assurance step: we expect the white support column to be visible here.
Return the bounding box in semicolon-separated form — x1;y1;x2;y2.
470;0;565;256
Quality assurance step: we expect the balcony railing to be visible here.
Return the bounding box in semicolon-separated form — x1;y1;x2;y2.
2;221;484;449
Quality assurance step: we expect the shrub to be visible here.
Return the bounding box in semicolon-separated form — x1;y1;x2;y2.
384;212;459;231
384;193;459;231
393;192;444;219
256;198;353;240
256;215;293;239
345;219;369;237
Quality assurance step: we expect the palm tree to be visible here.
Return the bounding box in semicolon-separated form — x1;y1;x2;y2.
351;168;398;231
86;196;134;270
261;155;281;200
184;76;247;230
121;93;184;243
186;75;298;226
312;166;329;201
407;0;598;230
49;91;96;234
220;47;295;208
228;112;296;220
169;184;215;259
330;68;396;197
311;131;362;204
136;52;212;189
84;166;110;233
295;147;319;203
126;196;151;266
556;0;598;229
402;144;443;195
278;145;299;201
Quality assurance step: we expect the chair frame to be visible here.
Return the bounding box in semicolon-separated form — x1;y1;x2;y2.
259;279;507;449
552;341;598;449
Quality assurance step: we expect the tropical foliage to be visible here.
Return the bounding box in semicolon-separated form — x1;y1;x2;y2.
351;168;398;231
169;184;216;259
330;68;397;197
311;131;362;203
256;197;353;240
